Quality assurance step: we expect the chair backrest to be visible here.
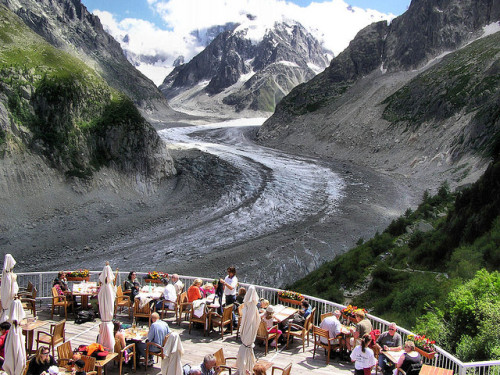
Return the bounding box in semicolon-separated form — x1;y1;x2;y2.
256;321;269;339
222;304;233;322
320;311;333;322
57;341;72;361
27;281;33;293
313;325;330;345
51;287;59;299
213;348;225;367
281;363;292;375
116;285;124;298
305;307;316;330
237;303;244;317
52;320;66;342
420;365;454;375
134;299;152;314
31;286;38;299
80;355;96;372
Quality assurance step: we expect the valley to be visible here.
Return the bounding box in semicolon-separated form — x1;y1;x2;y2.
6;118;418;286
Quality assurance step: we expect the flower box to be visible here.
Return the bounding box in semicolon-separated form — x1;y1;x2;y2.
144;278;164;284
278;296;304;306
66;276;90;282
416;347;436;360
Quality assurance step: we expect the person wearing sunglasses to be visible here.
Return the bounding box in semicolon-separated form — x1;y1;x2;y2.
27;346;56;375
376;323;402;375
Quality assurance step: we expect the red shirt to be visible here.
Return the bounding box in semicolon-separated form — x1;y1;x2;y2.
0;330;8;358
187;285;202;302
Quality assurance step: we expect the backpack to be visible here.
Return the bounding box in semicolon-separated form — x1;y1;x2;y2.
75;310;96;324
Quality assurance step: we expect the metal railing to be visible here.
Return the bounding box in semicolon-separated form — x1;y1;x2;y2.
16;271;500;375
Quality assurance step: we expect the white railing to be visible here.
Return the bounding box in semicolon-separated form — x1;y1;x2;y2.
17;271;500;375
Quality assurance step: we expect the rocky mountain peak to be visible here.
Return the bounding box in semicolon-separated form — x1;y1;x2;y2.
160;20;331;114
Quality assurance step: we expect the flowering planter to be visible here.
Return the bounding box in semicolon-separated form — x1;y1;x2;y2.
416;347;436;360
66;276;90;282
278;296;304;306
341;313;357;324
144;278;163;284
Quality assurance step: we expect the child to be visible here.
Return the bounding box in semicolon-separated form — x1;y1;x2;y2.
350;334;377;375
74;359;86;375
262;306;282;347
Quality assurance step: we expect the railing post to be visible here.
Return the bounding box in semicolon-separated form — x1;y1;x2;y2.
459;365;466;375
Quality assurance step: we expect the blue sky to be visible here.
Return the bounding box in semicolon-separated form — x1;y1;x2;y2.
81;0;410;84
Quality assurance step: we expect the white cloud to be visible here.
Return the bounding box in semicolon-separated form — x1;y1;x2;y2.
91;0;395;84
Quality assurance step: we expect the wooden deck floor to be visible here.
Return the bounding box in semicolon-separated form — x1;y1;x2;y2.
28;303;356;375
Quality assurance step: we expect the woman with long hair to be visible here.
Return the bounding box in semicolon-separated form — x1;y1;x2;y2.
27;346;56;375
350;334;377;375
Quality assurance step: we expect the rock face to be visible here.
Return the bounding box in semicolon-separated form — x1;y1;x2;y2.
160;21;331;114
258;0;500;189
1;0;175;119
0;3;176;194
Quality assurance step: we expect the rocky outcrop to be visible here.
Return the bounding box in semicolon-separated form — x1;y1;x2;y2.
0;0;175;119
258;0;500;189
160;21;330;114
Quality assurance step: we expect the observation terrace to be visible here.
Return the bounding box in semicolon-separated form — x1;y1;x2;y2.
16;271;500;375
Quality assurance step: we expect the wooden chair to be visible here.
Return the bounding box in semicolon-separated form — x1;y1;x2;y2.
236;303;244;339
80;354;97;372
51;287;73;320
21;296;37;317
271;363;292;375
313;325;340;365
256;320;278;355
156;293;180;322
213;348;237;374
285;307;316;352
133;299;153;326
18;281;34;298
115;285;132;319
210;304;233;339
419;364;454;375
36;320;66;358
189;303;209;336
177;291;191;325
320;311;333;322
145;334;169;368
57;340;73;366
114;340;136;375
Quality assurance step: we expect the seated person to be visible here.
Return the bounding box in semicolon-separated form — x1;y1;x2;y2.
235;287;246;306
319;310;342;344
201;282;215;298
183;354;218;375
187;279;203;302
376;323;402;375
74;359;86;375
291;300;312;326
349;310;373;351
262;306;282;348
257;299;269;313
0;321;10;367
156;278;177;310
53;271;69;291
124;271;141;300
397;341;422;375
27;346;57;375
137;312;170;365
170;273;184;296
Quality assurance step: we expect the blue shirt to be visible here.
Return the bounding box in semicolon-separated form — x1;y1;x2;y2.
147;320;170;346
303;306;312;318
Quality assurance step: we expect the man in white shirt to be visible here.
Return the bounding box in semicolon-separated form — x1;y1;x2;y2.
156;279;177;310
220;266;238;306
171;274;184;296
320;310;342;344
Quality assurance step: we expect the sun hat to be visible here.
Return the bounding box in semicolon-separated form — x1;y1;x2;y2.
266;306;274;313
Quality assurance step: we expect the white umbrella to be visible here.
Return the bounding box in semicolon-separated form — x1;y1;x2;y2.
3;299;26;375
161;331;184;375
0;254;19;323
236;285;261;374
97;262;116;351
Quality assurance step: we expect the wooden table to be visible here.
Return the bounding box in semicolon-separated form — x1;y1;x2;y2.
20;319;49;354
255;359;274;371
381;350;405;365
96;352;119;375
273;306;298;323
124;327;149;342
72;282;99;309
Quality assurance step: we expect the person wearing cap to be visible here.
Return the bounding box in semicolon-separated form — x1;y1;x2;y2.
262;306;282;347
74;359;87;375
27;346;57;375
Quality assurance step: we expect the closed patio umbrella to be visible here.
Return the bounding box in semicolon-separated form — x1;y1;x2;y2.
161;331;184;375
236;285;261;374
1;254;19;323
97;262;116;351
4;299;26;375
